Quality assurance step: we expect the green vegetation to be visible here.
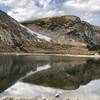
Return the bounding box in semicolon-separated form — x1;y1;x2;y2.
88;45;100;54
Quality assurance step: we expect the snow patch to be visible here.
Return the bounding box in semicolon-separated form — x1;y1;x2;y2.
20;24;52;42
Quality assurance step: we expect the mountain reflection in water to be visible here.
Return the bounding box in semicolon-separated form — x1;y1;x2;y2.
23;58;100;90
0;55;49;92
0;55;100;99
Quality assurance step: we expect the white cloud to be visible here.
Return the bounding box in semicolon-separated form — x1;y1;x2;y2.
64;0;100;11
0;0;56;21
0;0;100;25
63;0;100;25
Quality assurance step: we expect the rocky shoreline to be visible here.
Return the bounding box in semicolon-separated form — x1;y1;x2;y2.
0;53;100;58
1;96;79;100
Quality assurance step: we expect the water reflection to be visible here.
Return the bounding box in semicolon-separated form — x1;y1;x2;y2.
0;55;48;92
1;80;100;100
23;59;100;90
0;55;100;99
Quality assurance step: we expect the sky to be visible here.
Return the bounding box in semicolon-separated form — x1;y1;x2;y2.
0;0;100;26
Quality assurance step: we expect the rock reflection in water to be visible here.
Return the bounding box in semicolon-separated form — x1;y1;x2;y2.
0;55;49;92
0;54;100;94
23;59;100;90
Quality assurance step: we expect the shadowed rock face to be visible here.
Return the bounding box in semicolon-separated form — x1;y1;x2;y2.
22;16;100;46
23;58;100;90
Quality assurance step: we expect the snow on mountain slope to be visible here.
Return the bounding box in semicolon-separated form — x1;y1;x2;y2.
20;24;52;42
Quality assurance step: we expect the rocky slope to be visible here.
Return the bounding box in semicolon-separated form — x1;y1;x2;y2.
22;16;100;49
0;10;55;52
0;10;99;53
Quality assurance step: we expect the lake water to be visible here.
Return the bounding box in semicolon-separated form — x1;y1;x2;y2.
0;55;100;100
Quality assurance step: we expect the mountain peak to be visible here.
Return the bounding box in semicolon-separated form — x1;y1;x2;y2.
22;15;100;48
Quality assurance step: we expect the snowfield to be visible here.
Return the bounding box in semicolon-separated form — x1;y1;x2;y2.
20;24;52;42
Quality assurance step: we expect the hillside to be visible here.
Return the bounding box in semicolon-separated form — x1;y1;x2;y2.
0;10;90;54
0;10;56;52
22;16;100;53
0;10;100;54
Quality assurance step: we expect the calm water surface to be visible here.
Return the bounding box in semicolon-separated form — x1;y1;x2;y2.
0;55;100;100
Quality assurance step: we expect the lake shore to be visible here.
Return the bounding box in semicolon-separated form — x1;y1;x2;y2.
0;52;100;58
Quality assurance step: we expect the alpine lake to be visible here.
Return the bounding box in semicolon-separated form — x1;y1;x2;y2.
0;55;100;100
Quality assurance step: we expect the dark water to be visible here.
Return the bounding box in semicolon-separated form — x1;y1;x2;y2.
0;55;100;99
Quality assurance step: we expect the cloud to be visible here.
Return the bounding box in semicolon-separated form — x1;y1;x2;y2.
0;0;53;20
63;0;100;25
0;0;100;26
64;0;100;11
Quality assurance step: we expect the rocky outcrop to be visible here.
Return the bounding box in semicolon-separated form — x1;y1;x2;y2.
22;16;100;47
0;10;53;52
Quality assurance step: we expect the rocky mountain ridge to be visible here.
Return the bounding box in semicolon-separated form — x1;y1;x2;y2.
22;16;100;49
0;10;100;53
